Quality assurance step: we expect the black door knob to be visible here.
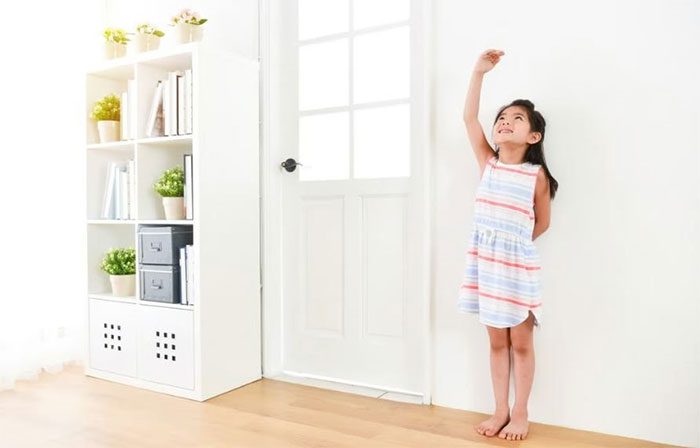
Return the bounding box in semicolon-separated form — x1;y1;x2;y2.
281;158;303;173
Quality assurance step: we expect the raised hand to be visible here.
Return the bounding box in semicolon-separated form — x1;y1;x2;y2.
474;49;505;74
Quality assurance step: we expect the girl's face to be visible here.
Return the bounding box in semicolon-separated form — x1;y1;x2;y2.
492;106;540;146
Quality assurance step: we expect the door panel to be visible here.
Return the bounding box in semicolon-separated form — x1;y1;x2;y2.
274;0;424;393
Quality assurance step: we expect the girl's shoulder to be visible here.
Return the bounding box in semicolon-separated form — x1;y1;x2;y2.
523;160;543;172
479;155;498;177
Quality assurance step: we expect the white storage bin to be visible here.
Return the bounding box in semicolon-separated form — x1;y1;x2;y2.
89;299;138;377
138;305;194;390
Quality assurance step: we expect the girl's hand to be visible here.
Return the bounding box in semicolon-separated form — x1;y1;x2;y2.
473;49;505;74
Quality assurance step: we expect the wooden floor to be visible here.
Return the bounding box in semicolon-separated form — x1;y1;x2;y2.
0;365;676;448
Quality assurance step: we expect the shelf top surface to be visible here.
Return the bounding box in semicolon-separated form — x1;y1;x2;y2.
87;43;200;78
88;295;193;311
87;135;192;150
87;219;193;225
87;141;135;150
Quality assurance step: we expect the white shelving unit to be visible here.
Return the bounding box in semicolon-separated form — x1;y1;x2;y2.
84;43;261;401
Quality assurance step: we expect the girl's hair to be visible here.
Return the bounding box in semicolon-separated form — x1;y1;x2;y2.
493;99;559;200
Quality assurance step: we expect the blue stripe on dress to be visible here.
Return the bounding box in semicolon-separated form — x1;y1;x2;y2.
460;272;540;300
478;273;540;296
480;182;533;201
460;281;540;301
457;300;479;312
483;177;536;192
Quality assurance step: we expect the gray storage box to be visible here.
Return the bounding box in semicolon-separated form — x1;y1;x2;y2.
140;264;181;304
138;225;193;266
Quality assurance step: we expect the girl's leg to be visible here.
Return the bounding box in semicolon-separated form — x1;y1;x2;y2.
475;325;511;437
499;311;535;441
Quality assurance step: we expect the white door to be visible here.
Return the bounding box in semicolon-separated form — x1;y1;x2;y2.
268;0;429;394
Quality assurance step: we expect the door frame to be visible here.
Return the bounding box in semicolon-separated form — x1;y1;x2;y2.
258;0;434;404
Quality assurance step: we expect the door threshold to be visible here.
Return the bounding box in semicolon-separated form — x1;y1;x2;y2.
269;372;424;404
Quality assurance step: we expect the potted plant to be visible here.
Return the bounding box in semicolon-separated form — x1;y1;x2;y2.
170;9;207;44
154;166;185;220
103;28;130;59
90;93;121;143
100;247;136;297
134;23;164;53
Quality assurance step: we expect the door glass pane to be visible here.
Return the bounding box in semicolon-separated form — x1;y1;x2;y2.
299;39;349;111
354;104;410;179
299;112;349;181
353;0;409;30
353;26;409;104
298;0;348;40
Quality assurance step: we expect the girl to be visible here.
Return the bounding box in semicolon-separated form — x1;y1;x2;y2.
457;49;558;441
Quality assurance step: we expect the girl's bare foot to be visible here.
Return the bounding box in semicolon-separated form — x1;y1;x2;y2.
475;411;510;437
498;409;529;441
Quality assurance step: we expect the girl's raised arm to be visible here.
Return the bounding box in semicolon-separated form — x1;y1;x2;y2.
463;49;504;174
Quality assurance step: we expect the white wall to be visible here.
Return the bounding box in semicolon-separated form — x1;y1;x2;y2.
0;1;101;382
104;0;258;59
431;0;700;446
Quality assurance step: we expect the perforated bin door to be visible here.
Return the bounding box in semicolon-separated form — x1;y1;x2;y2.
138;305;194;390
89;299;138;377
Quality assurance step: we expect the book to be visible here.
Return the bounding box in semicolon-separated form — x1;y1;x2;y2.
186;245;195;305
184;69;192;134
179;247;188;305
120;168;129;219
177;75;185;135
184;154;193;219
145;81;163;137
154;103;164;136
101;161;117;219
163;78;170;135
113;163;121;220
120;92;128;141
167;72;180;135
128;159;136;219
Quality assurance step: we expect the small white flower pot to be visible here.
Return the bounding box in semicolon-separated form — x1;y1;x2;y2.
97;120;120;143
110;274;135;297
115;43;127;58
162;196;186;220
134;33;161;53
104;41;127;59
174;23;203;44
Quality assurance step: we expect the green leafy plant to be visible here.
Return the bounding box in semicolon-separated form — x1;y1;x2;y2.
136;23;165;37
154;166;185;197
90;94;121;121
103;28;130;44
100;248;136;275
170;8;208;26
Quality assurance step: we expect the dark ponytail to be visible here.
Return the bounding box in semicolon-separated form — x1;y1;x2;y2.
493;99;559;200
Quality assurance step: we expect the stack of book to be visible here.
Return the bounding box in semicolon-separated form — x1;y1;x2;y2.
179;244;195;305
145;69;193;137
101;160;135;220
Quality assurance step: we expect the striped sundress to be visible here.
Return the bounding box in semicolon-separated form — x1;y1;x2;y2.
457;155;543;329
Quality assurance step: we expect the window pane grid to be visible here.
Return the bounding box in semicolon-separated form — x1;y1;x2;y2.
298;1;412;181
